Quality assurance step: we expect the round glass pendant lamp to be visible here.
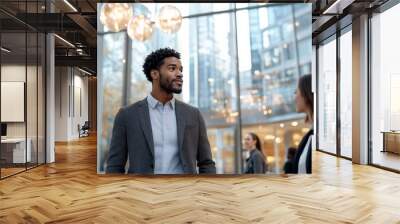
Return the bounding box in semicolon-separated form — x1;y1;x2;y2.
127;15;154;41
158;5;182;33
100;3;133;32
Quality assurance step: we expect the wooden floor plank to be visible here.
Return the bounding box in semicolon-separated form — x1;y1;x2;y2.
0;134;399;223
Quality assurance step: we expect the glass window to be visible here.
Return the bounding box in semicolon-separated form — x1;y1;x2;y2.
295;12;311;31
371;4;400;171
282;22;294;41
298;38;312;59
1;32;28;177
258;7;268;30
188;11;239;173
0;0;47;179
295;3;309;11
263;48;282;68
300;63;311;75
339;29;352;158
283;42;296;60
98;32;127;173
262;27;281;48
317;37;337;154
237;5;311;173
269;6;291;25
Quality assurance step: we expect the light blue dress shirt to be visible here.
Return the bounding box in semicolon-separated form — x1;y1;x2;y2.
147;94;184;174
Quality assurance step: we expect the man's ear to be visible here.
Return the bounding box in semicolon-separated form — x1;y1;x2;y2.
150;69;159;81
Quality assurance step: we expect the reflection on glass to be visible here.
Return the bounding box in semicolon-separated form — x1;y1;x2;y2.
318;37;337;154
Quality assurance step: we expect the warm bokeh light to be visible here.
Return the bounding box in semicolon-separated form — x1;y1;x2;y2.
127;15;154;41
100;3;133;32
158;5;183;33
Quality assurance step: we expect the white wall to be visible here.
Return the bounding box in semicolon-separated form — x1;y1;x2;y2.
1;65;34;138
55;66;69;141
71;72;89;138
55;67;89;141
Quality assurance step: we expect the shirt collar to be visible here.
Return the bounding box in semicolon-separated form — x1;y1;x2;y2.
147;94;175;110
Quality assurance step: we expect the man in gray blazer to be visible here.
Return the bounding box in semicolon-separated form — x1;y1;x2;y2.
106;48;216;174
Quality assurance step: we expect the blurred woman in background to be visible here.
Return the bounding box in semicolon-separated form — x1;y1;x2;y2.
286;74;314;174
243;132;267;174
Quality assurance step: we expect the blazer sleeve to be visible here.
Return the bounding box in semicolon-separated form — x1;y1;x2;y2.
106;108;128;173
196;109;217;174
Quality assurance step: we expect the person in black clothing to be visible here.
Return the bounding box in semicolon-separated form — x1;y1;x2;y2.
283;147;297;173
243;132;267;174
286;74;314;174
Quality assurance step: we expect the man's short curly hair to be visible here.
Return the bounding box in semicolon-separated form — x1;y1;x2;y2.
142;48;181;82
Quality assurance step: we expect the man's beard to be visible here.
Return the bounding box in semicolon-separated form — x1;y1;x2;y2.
159;73;182;94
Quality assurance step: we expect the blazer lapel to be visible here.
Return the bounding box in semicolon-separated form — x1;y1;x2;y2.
139;99;154;157
175;100;186;154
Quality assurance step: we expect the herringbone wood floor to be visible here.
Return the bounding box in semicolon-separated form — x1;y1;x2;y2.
1;135;400;223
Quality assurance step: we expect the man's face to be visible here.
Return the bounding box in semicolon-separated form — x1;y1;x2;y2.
155;57;183;94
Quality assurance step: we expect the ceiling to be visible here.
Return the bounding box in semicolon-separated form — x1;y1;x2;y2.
310;0;390;44
0;0;97;75
0;0;395;75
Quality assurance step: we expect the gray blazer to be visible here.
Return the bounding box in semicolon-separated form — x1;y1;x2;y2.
245;149;267;174
106;98;216;174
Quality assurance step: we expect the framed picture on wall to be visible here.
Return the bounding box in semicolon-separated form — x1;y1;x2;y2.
1;81;25;122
